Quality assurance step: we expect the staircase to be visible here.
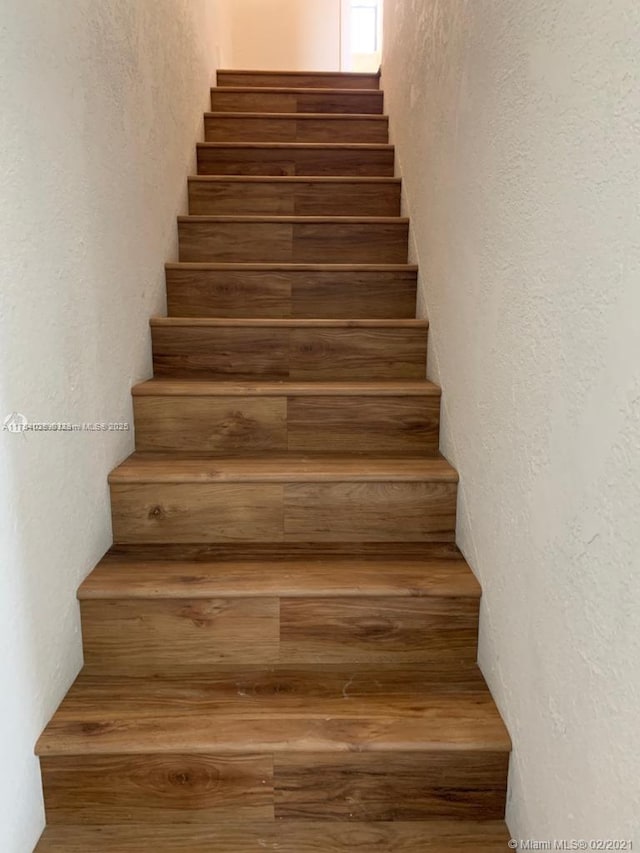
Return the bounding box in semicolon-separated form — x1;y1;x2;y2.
35;69;511;851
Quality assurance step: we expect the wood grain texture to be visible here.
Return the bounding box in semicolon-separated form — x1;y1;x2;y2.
133;390;440;454
210;88;384;115
286;395;440;453
81;597;280;673
133;395;288;453
110;482;285;544
107;455;457;544
166;263;290;318
178;216;408;264
79;576;478;672
293;219;408;264
151;322;427;381
36;657;510;824
39;715;508;758
131;379;440;398
216;70;381;89
274;751;508;820
188;177;401;216
165;264;418;319
110;480;456;544
283;481;457;542
36;820;510;852
152;323;290;380
108;454;457;484
79;556;481;600
179;217;290;263
278;328;429;377
279;597;478;664
290;268;416;319
41;753;273;824
204;113;389;143
40;664;492;712
197;143;394;177
37;673;510;755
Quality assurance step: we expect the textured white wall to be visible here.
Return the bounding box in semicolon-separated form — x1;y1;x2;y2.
221;0;341;71
0;2;220;850
383;0;640;841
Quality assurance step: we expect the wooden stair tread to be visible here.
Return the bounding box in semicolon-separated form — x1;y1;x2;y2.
37;820;510;851
206;110;389;120
216;70;381;92
218;68;380;78
165;261;418;271
79;554;480;599
132;379;440;397
197;141;392;150
177;214;408;223
189;174;400;183
150;317;426;327
210;85;384;95
218;68;379;75
36;666;510;756
108;454;458;484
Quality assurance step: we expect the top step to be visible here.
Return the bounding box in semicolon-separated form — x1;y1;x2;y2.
217;69;380;90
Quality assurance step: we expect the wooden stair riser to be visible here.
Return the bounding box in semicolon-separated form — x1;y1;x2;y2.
197;144;394;177
133;394;441;454
40;753;271;825
205;114;389;144
109;480;457;544
274;752;508;821
210;88;384;115
151;325;427;381
216;71;381;90
188;178;401;217
40;750;507;825
80;595;479;673
178;219;408;264
165;267;418;319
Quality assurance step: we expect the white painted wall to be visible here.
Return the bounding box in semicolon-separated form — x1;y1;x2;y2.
0;2;220;849
383;0;640;840
220;0;341;71
344;0;384;73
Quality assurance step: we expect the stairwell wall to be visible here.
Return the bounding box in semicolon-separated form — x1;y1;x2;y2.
0;1;222;849
383;0;640;840
218;0;342;71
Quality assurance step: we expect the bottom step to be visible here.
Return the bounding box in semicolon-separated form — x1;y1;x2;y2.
37;667;509;824
36;820;510;851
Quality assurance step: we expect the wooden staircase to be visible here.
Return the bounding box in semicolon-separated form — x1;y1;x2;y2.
35;69;511;852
